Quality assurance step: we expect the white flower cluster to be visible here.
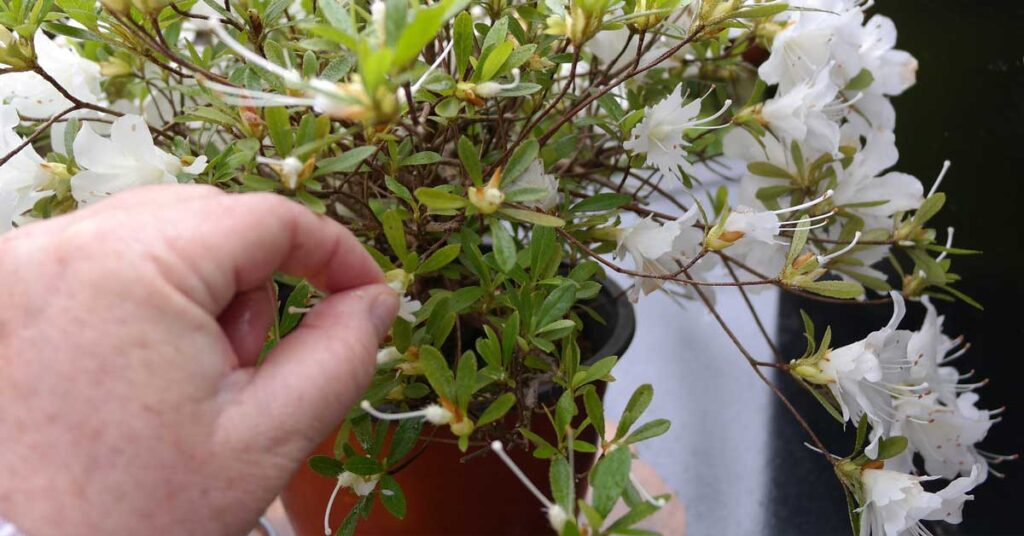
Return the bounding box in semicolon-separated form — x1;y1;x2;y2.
613;0;932;301
0;30;206;232
794;292;1004;535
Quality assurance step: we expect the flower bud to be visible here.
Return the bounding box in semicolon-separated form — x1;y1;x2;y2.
790;363;833;385
376;346;404;366
385;269;414;293
468;167;506;215
0;25;13;47
99;57;133;77
100;0;131;13
449;417;475;436
468;185;505;214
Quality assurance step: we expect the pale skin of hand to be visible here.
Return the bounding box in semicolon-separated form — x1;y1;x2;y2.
0;184;399;535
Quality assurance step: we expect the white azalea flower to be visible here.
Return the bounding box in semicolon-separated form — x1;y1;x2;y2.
614;206;704;300
832;128;923;229
761;66;842;154
70;114;207;204
711;192;835;276
904;297;969;405
0;189;18;234
0;105;55;229
892;392;993;481
858;464;982;536
505;160;559;210
758;0;863;93
856;15;918;98
0;31;101;118
802;292;918;458
624;86;731;180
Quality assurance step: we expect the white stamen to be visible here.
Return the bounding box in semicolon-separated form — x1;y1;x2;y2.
490;441;554;509
824;91;863;112
689;98;733;125
936;226;954;262
360;400;452;424
629;473;667;507
779;209;837;227
773;190;834;216
208;19;303;84
927;160;952;197
324;476;344;535
778;220;830;232
816;230;861;264
411;40;455;94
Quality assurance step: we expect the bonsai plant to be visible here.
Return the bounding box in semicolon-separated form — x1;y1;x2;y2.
0;0;1011;534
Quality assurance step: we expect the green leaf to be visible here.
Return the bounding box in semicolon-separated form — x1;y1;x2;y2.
570;193;632;213
264;105;292;153
453;11;474;77
498;207;566;227
400;151;442;166
418;244;462;274
844;68;875;92
590;445;631;518
480;40;514;81
550;455;574;511
853;414;868;453
607;501;661;532
554;390;576;439
501;311;520;367
379;475;407;519
387;418;423;466
786;217;811;266
380;209;408;258
747;161;792;179
798;280;865;300
583;387;605;444
309;455;346;476
537;282;577;328
477;392;516;426
317;146;376;174
393;0;454;69
385;176;415;208
418;345;455;400
458;136;483;186
730;2;789;19
344;455;383;476
912;192;946;228
504;139;539;183
481;16;509;57
615;384;653;441
455;350;478;408
491;221;517;273
806;385;845;424
415;187;468;210
873;436;909;461
622;419;670;445
574;355;617;388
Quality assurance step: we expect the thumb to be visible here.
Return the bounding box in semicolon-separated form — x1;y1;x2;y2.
222;283;398;458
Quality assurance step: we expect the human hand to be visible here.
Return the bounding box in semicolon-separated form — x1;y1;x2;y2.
0;185;398;535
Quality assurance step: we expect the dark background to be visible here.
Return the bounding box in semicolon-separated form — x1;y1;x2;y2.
766;2;1024;534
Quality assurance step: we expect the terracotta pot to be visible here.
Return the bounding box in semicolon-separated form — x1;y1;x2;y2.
282;278;635;535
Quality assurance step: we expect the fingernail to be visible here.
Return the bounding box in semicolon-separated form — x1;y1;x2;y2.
369;285;399;338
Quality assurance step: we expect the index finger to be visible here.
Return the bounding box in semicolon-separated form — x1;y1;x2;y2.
133;190;384;314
